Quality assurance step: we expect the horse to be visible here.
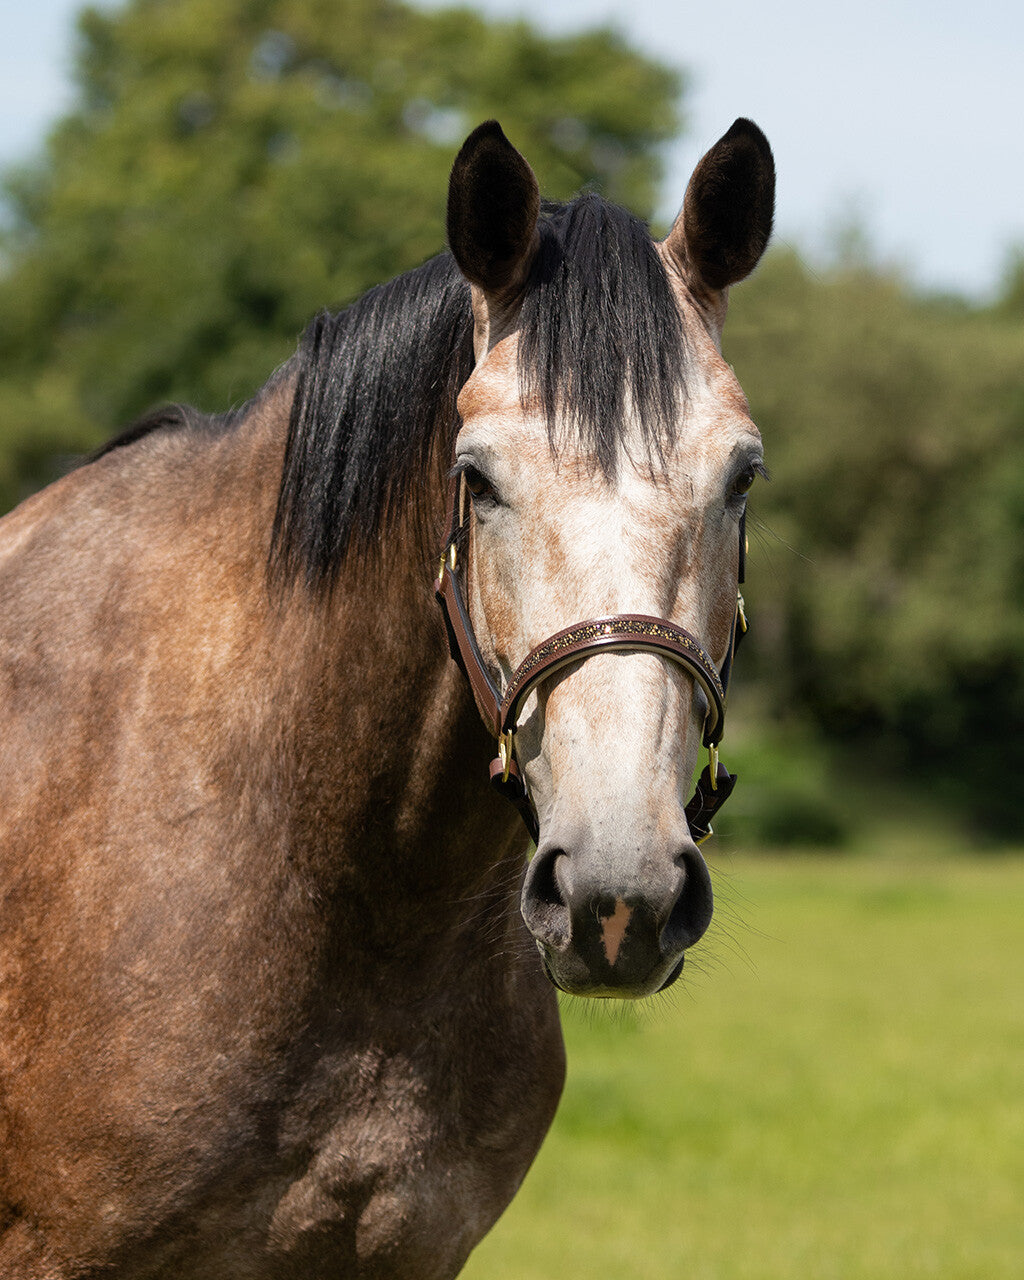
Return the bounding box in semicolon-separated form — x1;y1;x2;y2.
0;118;774;1277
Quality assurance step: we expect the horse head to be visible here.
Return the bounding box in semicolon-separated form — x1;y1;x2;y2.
444;120;774;998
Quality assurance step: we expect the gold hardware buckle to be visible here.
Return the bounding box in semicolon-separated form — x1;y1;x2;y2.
437;542;458;585
695;824;713;846
708;741;719;789
736;591;747;633
498;731;514;783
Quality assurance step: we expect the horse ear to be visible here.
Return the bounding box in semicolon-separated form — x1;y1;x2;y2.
664;118;775;301
447;121;540;320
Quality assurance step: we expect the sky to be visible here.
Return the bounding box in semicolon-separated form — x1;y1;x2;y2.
2;0;1022;300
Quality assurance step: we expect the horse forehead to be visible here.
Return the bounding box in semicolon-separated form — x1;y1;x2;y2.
686;374;760;465
684;314;756;422
456;318;758;483
456;333;523;419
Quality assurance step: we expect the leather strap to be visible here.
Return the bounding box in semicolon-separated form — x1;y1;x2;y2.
684;762;736;845
489;756;540;844
500;614;725;747
434;475;745;845
436;530;502;736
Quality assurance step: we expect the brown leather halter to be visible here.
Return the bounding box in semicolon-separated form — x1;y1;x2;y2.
435;474;747;845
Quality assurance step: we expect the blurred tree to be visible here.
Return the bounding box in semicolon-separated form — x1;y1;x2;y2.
726;249;1024;834
0;0;682;507
994;246;1024;318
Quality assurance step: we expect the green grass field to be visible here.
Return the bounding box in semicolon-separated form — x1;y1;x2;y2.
462;852;1024;1280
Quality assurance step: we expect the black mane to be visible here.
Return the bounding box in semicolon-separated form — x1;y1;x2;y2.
270;253;475;589
270;192;688;590
99;194;690;591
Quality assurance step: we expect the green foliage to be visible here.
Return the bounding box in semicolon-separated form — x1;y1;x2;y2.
725;251;1024;833
0;0;681;502
994;245;1024;318
714;713;850;849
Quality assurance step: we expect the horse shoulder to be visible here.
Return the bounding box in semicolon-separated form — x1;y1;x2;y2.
0;414;307;1271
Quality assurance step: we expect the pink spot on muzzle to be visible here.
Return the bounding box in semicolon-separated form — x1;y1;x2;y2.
600;898;632;966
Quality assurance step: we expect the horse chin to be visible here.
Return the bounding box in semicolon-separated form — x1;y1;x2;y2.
537;944;686;1000
658;953;687;991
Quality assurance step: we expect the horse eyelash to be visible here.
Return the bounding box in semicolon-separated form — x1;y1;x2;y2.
448;460;474;480
450;459;499;504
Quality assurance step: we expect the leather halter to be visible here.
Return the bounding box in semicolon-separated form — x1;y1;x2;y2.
434;473;747;846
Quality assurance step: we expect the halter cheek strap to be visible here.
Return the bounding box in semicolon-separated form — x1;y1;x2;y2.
435;476;745;846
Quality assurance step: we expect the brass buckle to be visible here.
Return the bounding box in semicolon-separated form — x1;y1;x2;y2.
498;731;514;783
695;824;713;846
736;591;747;633
708;742;719;789
437;542;457;586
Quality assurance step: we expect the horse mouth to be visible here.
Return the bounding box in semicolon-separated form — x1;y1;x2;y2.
658;952;687;991
537;942;687;999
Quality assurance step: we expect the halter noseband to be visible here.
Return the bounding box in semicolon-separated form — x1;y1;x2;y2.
435;474;746;845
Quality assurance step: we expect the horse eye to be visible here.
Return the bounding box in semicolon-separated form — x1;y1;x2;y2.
731;466;756;497
463;466;497;503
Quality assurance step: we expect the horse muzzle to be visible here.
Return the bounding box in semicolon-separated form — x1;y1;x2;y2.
520;829;714;998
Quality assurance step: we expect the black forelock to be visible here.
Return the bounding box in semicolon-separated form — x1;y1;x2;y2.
520;193;687;473
269;192;689;591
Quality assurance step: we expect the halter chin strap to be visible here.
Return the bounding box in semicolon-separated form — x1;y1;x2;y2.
434;475;746;846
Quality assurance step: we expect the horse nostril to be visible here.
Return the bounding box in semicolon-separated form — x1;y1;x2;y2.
521;844;571;950
661;843;714;953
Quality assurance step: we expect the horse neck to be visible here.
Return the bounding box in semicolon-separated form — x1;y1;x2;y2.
264;440;521;946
